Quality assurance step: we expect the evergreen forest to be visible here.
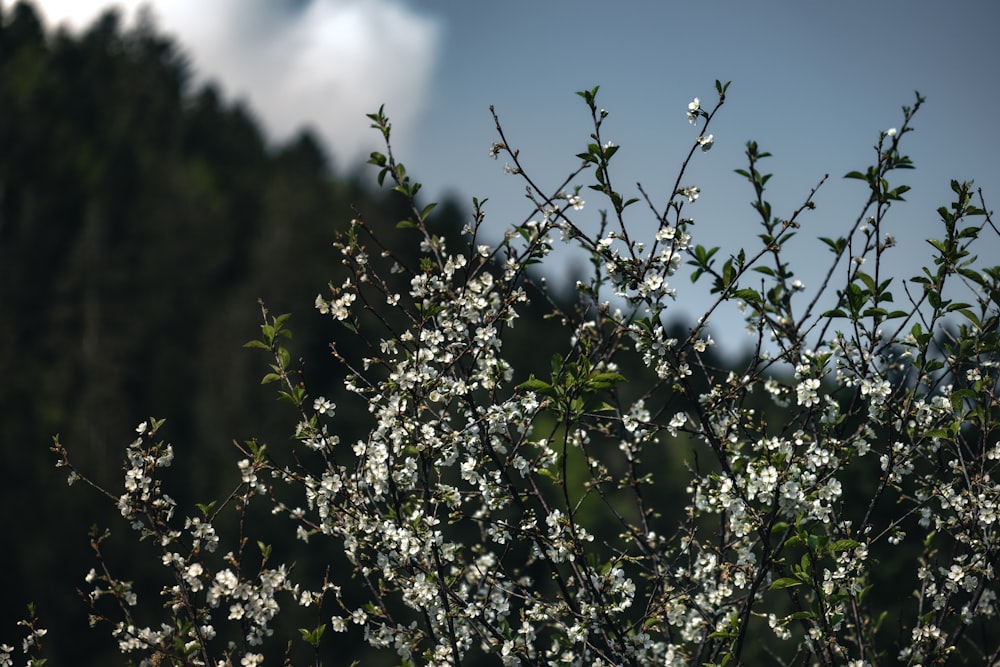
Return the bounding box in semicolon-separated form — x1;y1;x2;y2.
0;3;475;661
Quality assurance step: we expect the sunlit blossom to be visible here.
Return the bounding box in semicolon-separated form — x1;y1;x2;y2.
687;97;701;124
679;186;700;203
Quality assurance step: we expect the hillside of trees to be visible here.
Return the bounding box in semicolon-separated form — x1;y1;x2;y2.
0;2;459;660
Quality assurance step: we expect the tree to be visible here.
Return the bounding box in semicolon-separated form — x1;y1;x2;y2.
13;79;999;666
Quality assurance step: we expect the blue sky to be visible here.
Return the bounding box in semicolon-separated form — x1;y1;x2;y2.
11;0;1000;352
406;1;1000;346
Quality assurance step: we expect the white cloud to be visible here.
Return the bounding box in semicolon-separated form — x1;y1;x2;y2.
6;0;442;163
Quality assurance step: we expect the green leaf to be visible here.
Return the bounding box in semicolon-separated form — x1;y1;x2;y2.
829;539;860;552
951;388;975;413
770;577;803;590
733;288;762;305
588;371;627;386
887;184;911;200
855;271;876;293
518;377;554;395
419;202;437;221
299;624;327;647
245;439;266;459
537;467;558;481
196;502;216;518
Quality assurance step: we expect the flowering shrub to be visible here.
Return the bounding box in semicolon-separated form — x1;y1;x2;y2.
10;81;1000;665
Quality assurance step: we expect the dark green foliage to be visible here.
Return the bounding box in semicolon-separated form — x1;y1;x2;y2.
0;3;465;661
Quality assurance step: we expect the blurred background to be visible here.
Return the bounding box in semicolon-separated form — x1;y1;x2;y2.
2;0;999;662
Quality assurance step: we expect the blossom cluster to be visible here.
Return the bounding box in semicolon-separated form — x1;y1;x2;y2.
17;84;1000;667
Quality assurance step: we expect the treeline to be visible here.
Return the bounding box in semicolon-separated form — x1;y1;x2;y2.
2;0;392;481
0;2;739;662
